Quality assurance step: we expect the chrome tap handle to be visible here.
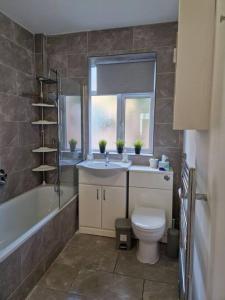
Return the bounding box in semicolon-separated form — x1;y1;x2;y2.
105;152;110;165
0;169;7;185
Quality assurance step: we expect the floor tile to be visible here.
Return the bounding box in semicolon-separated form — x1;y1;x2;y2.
115;246;178;284
66;233;116;251
39;263;79;291
27;286;88;300
70;269;144;300
56;234;118;272
27;234;179;300
143;280;179;300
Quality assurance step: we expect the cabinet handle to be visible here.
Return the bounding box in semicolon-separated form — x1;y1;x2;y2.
164;175;170;181
103;189;106;200
97;189;99;200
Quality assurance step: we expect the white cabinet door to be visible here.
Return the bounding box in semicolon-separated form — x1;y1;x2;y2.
79;184;101;228
101;186;126;230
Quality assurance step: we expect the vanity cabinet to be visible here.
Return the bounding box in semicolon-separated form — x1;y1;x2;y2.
78;168;127;237
101;186;126;230
173;0;215;129
79;184;102;228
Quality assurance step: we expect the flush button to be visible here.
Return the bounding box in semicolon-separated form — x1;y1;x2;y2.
164;175;170;181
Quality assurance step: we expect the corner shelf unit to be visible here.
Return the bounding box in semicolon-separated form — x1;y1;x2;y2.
32;103;55;108
37;76;57;85
32;70;59;184
32;120;57;125
32;165;57;172
32;147;57;153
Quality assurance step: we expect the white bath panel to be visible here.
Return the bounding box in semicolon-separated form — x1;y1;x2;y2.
32;120;57;125
32;165;56;172
32;147;57;153
32;103;56;107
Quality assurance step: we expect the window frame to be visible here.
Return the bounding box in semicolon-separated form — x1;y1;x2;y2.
88;53;156;154
120;92;155;154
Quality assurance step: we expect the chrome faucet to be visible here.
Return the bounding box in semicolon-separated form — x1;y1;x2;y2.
105;152;110;165
0;169;7;185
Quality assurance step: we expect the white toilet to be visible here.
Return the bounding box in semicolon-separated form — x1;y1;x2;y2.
131;206;166;264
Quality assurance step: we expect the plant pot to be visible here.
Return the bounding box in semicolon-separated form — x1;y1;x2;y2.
135;147;141;155
117;146;124;154
70;144;76;152
99;145;106;154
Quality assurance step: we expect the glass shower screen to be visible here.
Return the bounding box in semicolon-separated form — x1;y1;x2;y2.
58;81;83;207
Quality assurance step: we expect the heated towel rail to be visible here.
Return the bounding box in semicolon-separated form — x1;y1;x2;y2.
179;156;207;300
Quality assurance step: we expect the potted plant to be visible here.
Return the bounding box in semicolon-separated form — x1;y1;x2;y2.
99;139;107;153
69;139;77;152
116;139;125;154
134;139;143;155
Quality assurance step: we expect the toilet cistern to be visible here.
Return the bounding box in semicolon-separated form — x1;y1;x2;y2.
128;165;173;264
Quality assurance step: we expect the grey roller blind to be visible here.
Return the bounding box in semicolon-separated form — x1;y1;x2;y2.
96;60;155;95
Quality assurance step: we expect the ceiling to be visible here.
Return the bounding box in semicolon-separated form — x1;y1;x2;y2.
0;0;178;35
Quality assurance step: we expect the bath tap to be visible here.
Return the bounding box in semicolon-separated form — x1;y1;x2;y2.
0;169;7;185
105;152;110;166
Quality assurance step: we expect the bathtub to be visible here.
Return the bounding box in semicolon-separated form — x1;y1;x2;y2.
0;184;76;263
0;184;78;300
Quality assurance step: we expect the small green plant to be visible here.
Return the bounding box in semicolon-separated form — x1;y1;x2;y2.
99;139;107;153
134;139;143;154
69;139;77;152
116;139;125;154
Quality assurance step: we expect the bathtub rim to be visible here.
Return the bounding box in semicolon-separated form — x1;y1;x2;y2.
0;189;78;263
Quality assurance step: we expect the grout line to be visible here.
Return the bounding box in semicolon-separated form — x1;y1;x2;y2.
142;279;146;300
113;251;120;273
156;97;174;101
0;61;34;78
156;71;176;76
132;27;134;50
113;265;178;285
0;31;34;55
87;31;89;54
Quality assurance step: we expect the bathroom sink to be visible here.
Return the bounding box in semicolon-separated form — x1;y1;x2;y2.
77;160;131;175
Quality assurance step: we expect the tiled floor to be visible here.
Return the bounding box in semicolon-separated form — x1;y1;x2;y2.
27;233;179;300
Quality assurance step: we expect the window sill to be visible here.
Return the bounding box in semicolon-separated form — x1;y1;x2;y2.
92;151;153;157
61;150;82;153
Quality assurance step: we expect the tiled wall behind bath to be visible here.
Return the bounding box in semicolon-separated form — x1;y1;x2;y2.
0;12;41;204
46;22;183;221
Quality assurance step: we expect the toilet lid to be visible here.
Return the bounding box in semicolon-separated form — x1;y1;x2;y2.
132;207;165;230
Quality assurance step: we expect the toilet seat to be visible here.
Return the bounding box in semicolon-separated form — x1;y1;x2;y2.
131;207;165;232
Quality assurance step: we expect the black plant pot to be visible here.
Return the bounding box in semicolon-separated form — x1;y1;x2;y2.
117;146;124;154
99;145;106;154
135;147;141;155
70;144;76;152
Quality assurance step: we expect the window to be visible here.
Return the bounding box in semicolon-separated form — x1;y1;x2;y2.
89;53;156;153
124;95;152;149
91;95;117;150
61;95;82;151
